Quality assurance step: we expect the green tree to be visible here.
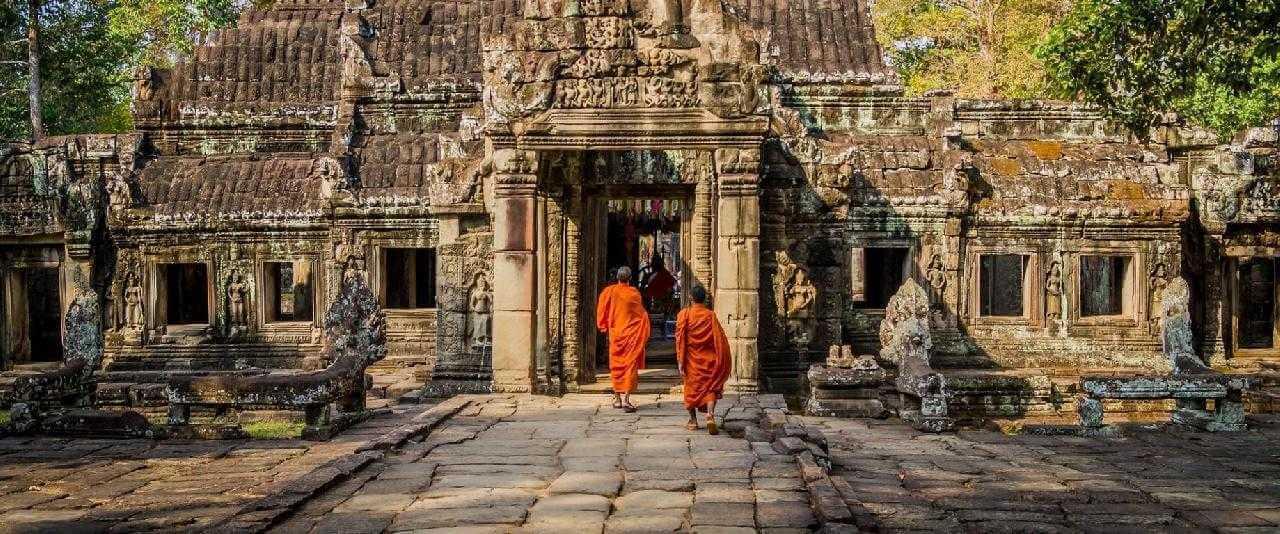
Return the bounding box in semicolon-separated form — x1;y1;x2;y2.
1040;0;1280;138
1;0;132;140
2;0;267;140
872;0;1073;98
107;0;262;68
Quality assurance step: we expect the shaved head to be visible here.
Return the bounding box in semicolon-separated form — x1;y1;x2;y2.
616;266;632;283
691;284;707;304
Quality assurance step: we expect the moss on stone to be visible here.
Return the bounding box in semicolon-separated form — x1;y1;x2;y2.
0;410;9;426
242;420;305;439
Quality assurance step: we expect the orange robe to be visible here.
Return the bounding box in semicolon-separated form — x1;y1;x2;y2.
676;303;732;411
596;282;650;393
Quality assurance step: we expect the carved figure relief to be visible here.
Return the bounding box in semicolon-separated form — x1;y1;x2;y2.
228;273;248;326
124;273;144;329
467;271;493;352
1148;262;1170;330
1045;260;1064;322
774;249;816;349
926;254;948;329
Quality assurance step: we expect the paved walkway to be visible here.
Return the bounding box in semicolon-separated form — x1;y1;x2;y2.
0;407;427;533
272;394;813;534
808;415;1280;533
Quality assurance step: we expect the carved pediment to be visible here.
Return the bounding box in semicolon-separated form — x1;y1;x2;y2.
483;0;769;134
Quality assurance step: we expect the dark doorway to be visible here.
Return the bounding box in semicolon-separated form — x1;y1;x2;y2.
594;196;689;375
25;267;62;362
1238;258;1275;349
383;248;437;309
165;263;209;325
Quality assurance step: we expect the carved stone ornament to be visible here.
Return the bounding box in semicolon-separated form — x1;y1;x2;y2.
1160;277;1212;374
879;279;948;405
1045;260;1064;321
123;273;144;330
228;272;249;327
466;271;494;352
1149;262;1170;330
313;156;352;200
774;249;816;350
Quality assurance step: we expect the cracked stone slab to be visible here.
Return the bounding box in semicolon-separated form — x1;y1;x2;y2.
547;471;623;497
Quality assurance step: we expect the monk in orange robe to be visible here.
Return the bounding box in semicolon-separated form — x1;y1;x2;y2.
596;266;650;412
676;284;732;434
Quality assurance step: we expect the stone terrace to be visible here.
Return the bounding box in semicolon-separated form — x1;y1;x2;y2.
0;407;427;533
809;415;1280;533
272;394;815;534
4;396;1280;533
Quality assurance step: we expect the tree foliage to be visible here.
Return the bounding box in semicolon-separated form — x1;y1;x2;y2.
1;1;132;140
1040;0;1280;138
106;0;252;68
1;0;260;140
871;0;1073;99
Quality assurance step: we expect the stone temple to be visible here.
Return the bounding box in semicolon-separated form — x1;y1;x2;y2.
1;0;1278;423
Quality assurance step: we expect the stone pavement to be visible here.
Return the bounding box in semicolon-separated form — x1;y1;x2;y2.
807;415;1280;533
0;406;431;533
271;394;816;534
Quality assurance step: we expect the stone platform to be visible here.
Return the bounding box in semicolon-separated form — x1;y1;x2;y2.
806;413;1280;532
5;394;1280;533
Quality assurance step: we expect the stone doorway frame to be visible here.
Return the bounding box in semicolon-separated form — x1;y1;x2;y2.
487;109;768;394
581;185;697;378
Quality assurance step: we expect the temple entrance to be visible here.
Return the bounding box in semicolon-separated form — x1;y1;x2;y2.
584;192;693;392
1;246;64;367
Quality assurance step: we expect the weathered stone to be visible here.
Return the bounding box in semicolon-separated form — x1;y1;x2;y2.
613;490;693;511
547;471;622;496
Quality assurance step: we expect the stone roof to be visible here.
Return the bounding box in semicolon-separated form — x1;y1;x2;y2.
145;5;344;117
136;156;327;222
725;0;890;81
139;0;889;118
352;132;485;208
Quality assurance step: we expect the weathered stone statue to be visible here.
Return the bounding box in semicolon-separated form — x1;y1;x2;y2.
879;278;952;432
228;274;248;326
1045;261;1064;321
467;272;493;351
1161;277;1212;374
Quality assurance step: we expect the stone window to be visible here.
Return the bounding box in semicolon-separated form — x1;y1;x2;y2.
1079;256;1132;317
383;248;437;309
163;263;209;325
979;254;1027;317
263;261;314;323
851;247;909;309
1237;258;1276;349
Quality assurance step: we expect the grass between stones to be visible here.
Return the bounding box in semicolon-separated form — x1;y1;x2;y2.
0;409;8;426
243;420;306;439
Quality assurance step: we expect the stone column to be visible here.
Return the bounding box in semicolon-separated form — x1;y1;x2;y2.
491;149;539;392
714;148;761;392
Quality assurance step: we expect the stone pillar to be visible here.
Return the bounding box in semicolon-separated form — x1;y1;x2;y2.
715;148;761;392
491;149;539;392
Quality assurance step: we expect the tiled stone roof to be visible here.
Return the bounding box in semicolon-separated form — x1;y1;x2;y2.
144;0;889;116
725;0;891;81
136;156;327;222
152;6;343;111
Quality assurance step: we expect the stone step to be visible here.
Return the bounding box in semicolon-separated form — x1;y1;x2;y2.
577;368;683;394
